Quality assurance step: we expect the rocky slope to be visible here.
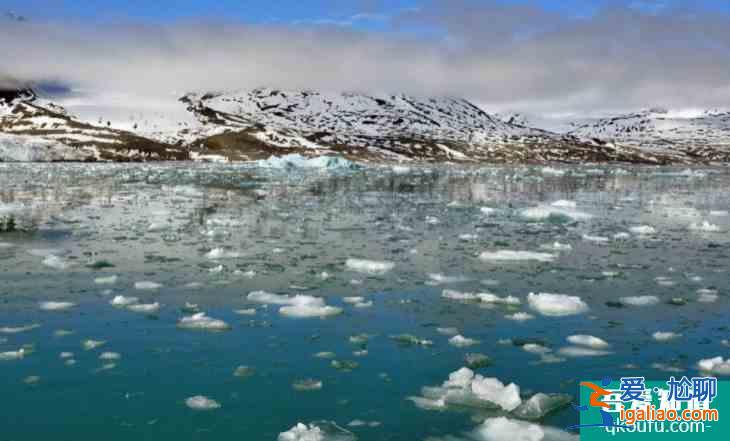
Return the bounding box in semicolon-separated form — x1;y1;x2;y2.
568;108;730;162
0;86;726;164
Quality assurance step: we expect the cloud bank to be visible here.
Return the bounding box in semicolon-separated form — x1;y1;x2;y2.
1;0;729;116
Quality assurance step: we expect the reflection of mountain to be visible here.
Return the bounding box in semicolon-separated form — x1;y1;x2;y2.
1;87;709;164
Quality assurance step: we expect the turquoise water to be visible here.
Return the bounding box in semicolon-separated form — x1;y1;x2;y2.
1;162;729;440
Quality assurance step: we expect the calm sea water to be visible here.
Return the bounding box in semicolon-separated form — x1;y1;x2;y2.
1;161;728;440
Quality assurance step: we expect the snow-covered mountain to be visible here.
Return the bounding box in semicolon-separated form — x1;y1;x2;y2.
1;86;728;164
568;108;730;161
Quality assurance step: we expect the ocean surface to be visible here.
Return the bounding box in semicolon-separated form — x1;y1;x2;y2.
1;158;729;440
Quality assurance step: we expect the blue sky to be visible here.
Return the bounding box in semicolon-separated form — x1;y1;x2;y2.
7;0;726;26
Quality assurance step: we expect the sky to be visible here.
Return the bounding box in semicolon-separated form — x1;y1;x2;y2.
2;0;730;118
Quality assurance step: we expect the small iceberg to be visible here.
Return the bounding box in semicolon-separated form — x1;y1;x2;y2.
479;250;556;263
629;225;656;235
111;296;139;307
134;281;162;290
652;332;681;342
527;293;589;317
689;221;722;233
39;301;76;311
0;324;40;334
128;302;161;314
697;357;730;376
566;335;609;349
177;313;231;331
82;339;106;351
278;421;356;441
0;348;27;361
473;417;578;441
449;335;479;348
619;296;660;307
94;275;118;285
279;296;343;318
185;395;221;410
345;258;395;275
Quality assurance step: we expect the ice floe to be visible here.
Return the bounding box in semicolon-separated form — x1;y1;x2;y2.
557;346;611;357
428;273;470;285
540;242;572;252
279;296;343;318
99;352;121;361
566;335;609;349
278;421;356;441
619;296;660;306
345;258;395;275
527;293;588;317
479;251;556;263
689;221;722;232
629;225;657;235
0;324;40;334
697;289;719;303
472;417;578;441
652;332;682;342
177;313;231;331
0;348;27;361
442;290;520;306
94;275;118;285
247;291;293;305
82;339;106;350
42;254;69;270
185;395;221;410
128;302;161;314
111;295;139;307
449;335;480;348
505;312;535;321
292;379;323;391
520;205;593;223
205;248;243;259
39;301;76;311
134;281;162;290
697;357;730;376
582;234;610;243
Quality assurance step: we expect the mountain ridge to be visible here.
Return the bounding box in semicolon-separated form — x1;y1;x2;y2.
1;86;727;164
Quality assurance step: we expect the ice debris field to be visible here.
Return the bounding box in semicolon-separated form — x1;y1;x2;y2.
1;159;729;440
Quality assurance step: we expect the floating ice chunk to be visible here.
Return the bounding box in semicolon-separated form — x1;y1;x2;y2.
442;290;479;301
520;205;593;223
99;352;121;361
465;353;492;369
343;297;364;304
27;248;65;258
94;275;118;285
477;293;521;305
247;291;294;305
147;222;169;232
54;329;74;337
613;232;631;240
540;242;572;252
697;357;730;376
582;234;609;243
527;293;588;317
128;302;161;314
428;274;470;285
353;301;373;308
277;421;355;441
39;301;76;311
479;251;556;263
558;346;611;357
177;313;231;331
185;395;221;410
566;335;609;349
205;248;243;259
505;312;535;321
135;281;162;290
652;332;682;342
697;289;719;303
279;296;343;318
347;420;381;428
511;394;574;421
345;258;395;275
259;154;359;171
629;225;656;235
449;335;479;348
459;234;478;241
474;417;578;441
522;344;552;355
111;295;138;307
392;165;411;174
541;167;565;176
234;365;256;378
619;296;660;306
437;327;459;336
0;348;26;361
60;352;74;359
0;324;40;334
234;308;257;316
314;352;336;359
82;339;106;350
551;200;576;208
480;207;497;216
292;379;323;391
471;377;522;412
42;254;69;270
655;276;676;287
689;221;722;232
